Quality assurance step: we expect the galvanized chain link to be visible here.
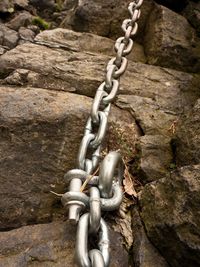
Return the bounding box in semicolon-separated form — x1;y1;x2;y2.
61;1;143;266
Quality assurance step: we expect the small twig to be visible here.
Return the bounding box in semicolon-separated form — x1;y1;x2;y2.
50;191;63;197
80;167;99;192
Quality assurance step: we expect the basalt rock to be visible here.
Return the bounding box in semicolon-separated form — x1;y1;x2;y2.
35;28;146;63
0;0;29;13
6;11;33;31
140;164;200;267
18;26;36;43
0;220;129;267
176;99;200;166
183;1;200;37
1;31;199;187
0;86;137;230
60;0;154;42
136;135;173;183
132;207;169;267
0;23;19;49
144;4;200;72
0;3;200;266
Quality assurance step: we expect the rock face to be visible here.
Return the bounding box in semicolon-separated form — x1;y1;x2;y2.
136;135;173;183
144;4;200;72
176;99;200;166
0;86;136;230
0;0;200;267
6;11;33;31
0;0;29;13
0;221;129;267
62;0;154;41
140;165;200;267
35;28;146;63
0;87;92;229
0;24;19;49
183;1;200;36
132;208;169;267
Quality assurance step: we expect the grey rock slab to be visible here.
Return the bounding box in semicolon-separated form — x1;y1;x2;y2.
0;42;107;97
0;220;129;267
137;135;173;183
18;27;36;42
0;86;137;229
132;207;169;267
140;164;200;267
35;28;146;63
0;45;7;55
29;0;56;11
116;94;177;136
60;0;154;42
1;41;199;112
0;0;28;12
6;11;33;31
176;98;200;166
183;1;200;36
144;4;200;72
120;62;200;113
0;24;19;49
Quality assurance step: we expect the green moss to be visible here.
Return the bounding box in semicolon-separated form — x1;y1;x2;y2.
32;16;51;30
55;0;64;11
169;163;177;170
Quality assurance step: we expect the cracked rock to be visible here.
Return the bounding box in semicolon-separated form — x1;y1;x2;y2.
144;4;200;72
0;220;129;267
140;164;200;267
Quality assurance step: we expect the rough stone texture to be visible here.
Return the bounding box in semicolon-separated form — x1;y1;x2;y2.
0;0;29;13
183;1;200;37
0;24;19;49
115;63;200;184
18;26;36;42
0;42;107;96
132;208;169;267
144;4;200;72
140;164;200;267
119;63;200;114
6;11;33;31
61;0;154;42
0;86;137;230
176;99;200;166
0;38;198;106
0;45;6;55
35;28;146;63
117;94;177;137
136;135;173;183
29;0;56;11
0;2;200;266
1;35;199;188
0;221;129;267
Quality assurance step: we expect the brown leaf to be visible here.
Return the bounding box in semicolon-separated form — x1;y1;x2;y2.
123;162;137;198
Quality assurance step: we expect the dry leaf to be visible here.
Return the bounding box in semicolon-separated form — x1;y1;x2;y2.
123;161;137;198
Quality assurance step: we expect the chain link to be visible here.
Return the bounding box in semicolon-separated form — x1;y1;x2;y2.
61;1;143;266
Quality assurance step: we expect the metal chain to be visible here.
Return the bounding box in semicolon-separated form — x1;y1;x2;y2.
61;1;143;266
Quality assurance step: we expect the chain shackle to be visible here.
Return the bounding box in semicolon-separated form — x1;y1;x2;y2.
61;178;84;224
99;151;123;198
